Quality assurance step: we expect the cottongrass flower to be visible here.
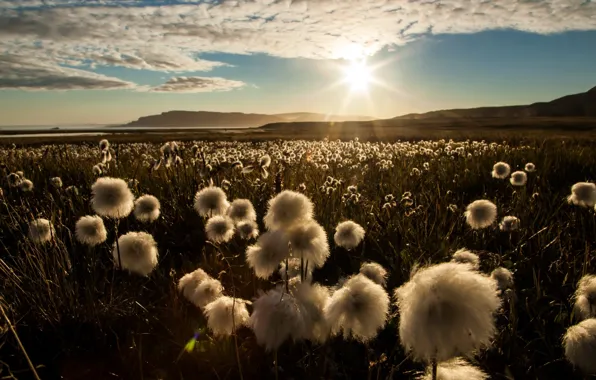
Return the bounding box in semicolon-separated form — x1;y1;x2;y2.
574;275;596;320
226;199;257;223
491;267;514;292
259;154;272;168
19;179;33;192
204;296;250;336
191;277;223;308
499;216;520;231
451;248;480;270
91;177;134;218
395;262;501;362
133;194;161;223
250;287;306;351
280;257;313;282
525;162;536;172
75;215;107;246
568;182;596;207
99;139;109;151
178;268;209;301
263;190;314;230
563;318;596;374
246;230;289;279
236;220;259;240
417;358;488;380
50;177;63;188
193;186;229;217
6;173;21;187
325;274;389;342
491;162;511;179
510;171;527;186
359;262;388;286
92;164;102;176
114;232;158;276
334;220;365;250
287;220;329;268
28;218;54;244
205;215;235;243
464;200;497;230
292;281;331;342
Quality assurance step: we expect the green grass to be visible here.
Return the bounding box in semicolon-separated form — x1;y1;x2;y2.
1;136;596;379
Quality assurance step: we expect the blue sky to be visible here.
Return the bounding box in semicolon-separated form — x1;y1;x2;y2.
0;0;595;125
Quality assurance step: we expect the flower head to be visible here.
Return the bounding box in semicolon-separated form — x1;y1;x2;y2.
287;220;329;268
205;215;235;243
568;182;596;207
491;162;511;179
491;267;514;292
75;215;107;246
91;177;134;218
510;171;527;186
525;163;536;172
451;248;480;270
334;220;365;250
564;319;596;374
134;195;161;223
113;232;158;276
499;216;520;231
19;179;33;192
246;230;290;279
359;262;388;286
263;190;314;231
236;220;259;240
464;200;497;230
193;186;229;217
204;297;250;336
191;277;224;308
226;199;257;223
50;177;63;188
28;218;54;244
574;275;596;320
178;268;209;301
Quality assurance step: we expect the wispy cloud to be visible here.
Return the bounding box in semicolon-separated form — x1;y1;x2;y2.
150;76;246;93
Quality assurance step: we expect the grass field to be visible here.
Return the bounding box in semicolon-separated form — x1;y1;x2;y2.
1;136;596;379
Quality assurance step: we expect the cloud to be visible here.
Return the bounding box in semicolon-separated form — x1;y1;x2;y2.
150;76;245;93
0;54;136;90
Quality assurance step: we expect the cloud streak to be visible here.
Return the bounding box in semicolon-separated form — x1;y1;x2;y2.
150;76;245;93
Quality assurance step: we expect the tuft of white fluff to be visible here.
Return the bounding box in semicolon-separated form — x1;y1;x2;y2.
50;177;63;188
226;199;257;223
236;220;259;240
568;182;596;207
359;262;388;286
417;358;488;380
491;267;514;292
287;220;329;268
279;257;313;282
499;215;520;231
178;268;209;301
263;190;314;231
92;164;102;176
259;154;272;168
28;218;54;244
510;171;527;186
133;195;161;223
324;274;389;342
91;177;134;218
205;215;235;243
334;220;365;250
395;262;501;362
75;215;107;246
204;296;250;336
99;139;109;151
451;248;480;270
250;287;306;351
292;281;331;343
193;186;229;217
574;275;596;320
525;162;536;172
6;173;21;187
491;162;511;179
113;232;158;276
190;277;223;308
563;318;596;374
246;230;290;279
19;179;34;192
464;200;497;230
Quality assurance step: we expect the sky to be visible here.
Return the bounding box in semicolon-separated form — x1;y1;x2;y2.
0;0;596;126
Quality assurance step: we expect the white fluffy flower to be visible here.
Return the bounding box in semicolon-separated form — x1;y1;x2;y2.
491;162;511;179
178;268;209;301
99;139;109;151
568;182;596;207
417;358;488;380
204;297;250;336
28;218;54;244
451;249;480;270
193;186;229;217
263;190;314;230
191;277;224;308
491;267;514;292
246;230;290;279
75;215;107;246
510;171;527;186
359;262;388;286
324;274;389;342
334;220;365;250
574;275;596;320
133;195;161;223
287;221;329;268
250;287;306;351
395;262;501;362
236;220;259;240
464;200;497;230
205;215;235;243
6;173;21;187
91;177;134;218
50;177;63;188
19;179;33;192
226;199;257;223
499;216;520;231
524;163;536;172
292;281;331;343
564;319;596;374
92;164;102;176
113;232;158;276
259;154;272;168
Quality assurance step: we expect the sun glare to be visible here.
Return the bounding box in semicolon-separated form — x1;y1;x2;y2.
343;59;372;92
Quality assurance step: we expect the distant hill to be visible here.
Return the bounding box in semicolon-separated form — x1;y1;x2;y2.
122;110;373;128
395;86;596;119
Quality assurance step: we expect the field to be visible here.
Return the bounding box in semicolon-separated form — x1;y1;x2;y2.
1;136;596;379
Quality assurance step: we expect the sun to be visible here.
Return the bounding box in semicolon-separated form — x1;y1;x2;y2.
342;59;372;92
